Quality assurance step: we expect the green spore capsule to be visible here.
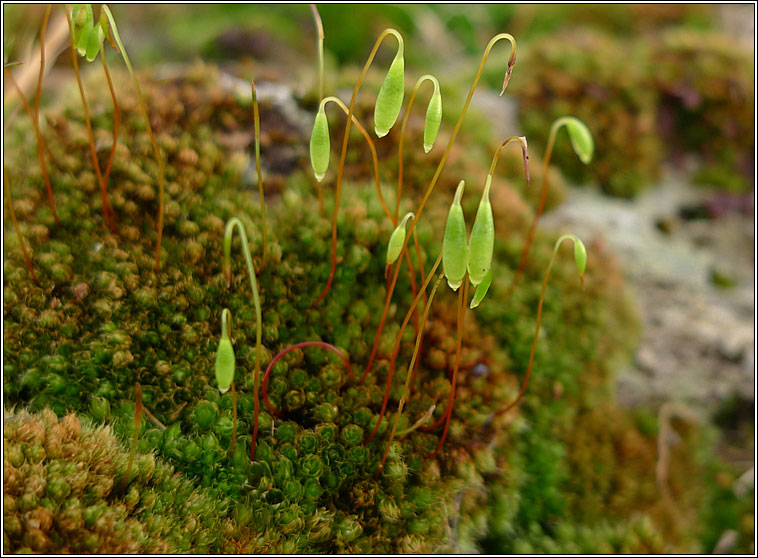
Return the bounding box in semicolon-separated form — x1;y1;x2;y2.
442;180;468;291
73;5;95;58
555;234;588;289
386;212;414;266
470;267;493;309
561;116;594;164
214;308;235;394
374;33;405;138
85;21;104;62
310;101;330;182
467;175;494;287
423;76;442;153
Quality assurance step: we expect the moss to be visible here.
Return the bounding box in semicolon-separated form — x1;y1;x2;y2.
513;26;752;197
513;29;662;198
1;29;728;554
3;408;233;554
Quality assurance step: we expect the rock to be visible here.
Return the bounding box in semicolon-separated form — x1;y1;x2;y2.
541;170;754;409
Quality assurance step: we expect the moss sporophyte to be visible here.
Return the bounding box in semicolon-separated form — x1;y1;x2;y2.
4;6;614;552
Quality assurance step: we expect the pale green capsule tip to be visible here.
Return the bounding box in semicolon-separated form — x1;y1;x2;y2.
314;172;325;182
564;117;594;164
423;143;433;154
447;278;463;291
397;212;415;231
470;267;493;309
453;180;465;204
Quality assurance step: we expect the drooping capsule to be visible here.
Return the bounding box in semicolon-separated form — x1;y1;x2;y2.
554;234;588;290
386;212;414;266
374;41;405;138
573;236;587;289
467;175;494;287
310;102;330;182
84;21;104;62
470;267;493;309
442;180;468;291
73;5;95;58
215;308;235;394
563;116;594;164
423;77;442;153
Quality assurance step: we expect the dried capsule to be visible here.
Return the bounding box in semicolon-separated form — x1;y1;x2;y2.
309;101;330;182
214;309;235;394
467;175;494;286
385;212;414;266
442;180;468;291
374;33;405;138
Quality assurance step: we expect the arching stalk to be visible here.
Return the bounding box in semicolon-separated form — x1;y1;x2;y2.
497;234;586;416
376;271;445;476
65;9;117;234
310;3;324;100
505;116;592;300
4;167;38;285
102;5;165;271
99;42;120;226
488;135;530;186
312;28;404;308
223;218;263;460
33;6;51;121
319;96;393;224
251;80;267;267
316;96;423;343
358;34;517;385
395;74;440;221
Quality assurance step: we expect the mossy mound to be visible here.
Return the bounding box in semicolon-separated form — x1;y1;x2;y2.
514;29;662;198
653;29;754;193
3;58;720;553
3;408;232;554
515;27;753;197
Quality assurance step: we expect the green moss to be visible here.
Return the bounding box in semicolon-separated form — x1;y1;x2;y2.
2;22;730;552
3;408;232;554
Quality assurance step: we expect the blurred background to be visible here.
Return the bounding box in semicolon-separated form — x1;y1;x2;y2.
3;3;755;553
